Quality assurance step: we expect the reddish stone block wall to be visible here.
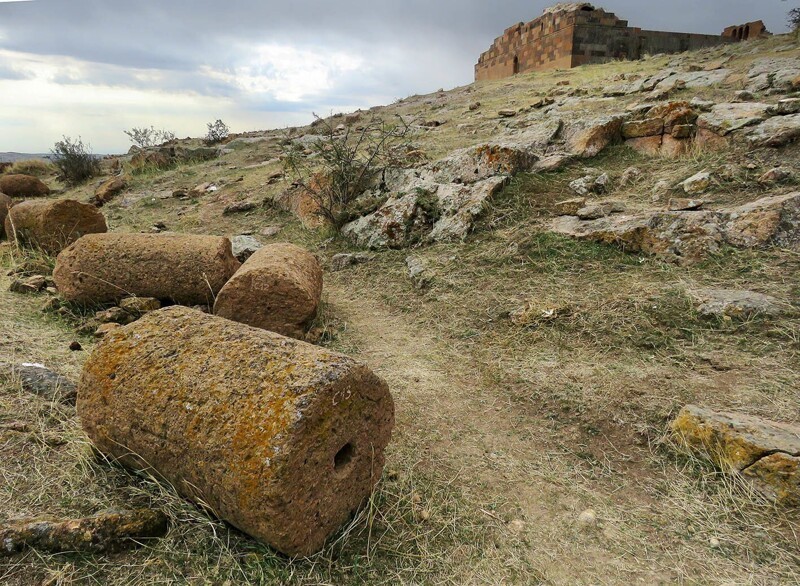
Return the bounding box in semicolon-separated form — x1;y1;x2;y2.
722;20;770;41
475;4;739;82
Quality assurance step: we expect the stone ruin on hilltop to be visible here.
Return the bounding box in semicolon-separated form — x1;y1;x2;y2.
475;2;771;81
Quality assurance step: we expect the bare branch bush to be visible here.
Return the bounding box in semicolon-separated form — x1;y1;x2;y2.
281;113;413;230
205;119;230;145
124;126;176;148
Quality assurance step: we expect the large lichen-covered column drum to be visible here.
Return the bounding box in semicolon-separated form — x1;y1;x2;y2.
53;233;240;305
77;306;395;557
5;198;107;254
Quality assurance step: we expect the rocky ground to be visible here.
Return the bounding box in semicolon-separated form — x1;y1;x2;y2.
2;33;800;585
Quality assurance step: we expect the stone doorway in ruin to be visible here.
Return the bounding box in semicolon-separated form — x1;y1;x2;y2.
513;55;520;74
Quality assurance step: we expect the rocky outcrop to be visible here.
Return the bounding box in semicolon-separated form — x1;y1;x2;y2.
696;103;771;136
78;306;395;556
551;193;800;263
53;233;240;305
213;243;323;339
672;405;800;505
0;509;168;556
746;114;800;148
94;175;127;205
564;114;625;158
0;174;50;198
5;199;107;254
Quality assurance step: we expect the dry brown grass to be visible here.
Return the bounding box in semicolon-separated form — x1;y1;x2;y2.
6;159;55;178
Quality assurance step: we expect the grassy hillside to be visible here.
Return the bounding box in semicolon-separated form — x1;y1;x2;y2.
2;34;799;585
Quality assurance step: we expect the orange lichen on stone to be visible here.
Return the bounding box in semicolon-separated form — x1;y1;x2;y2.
77;306;395;556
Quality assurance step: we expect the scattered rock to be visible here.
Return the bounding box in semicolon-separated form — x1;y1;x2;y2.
0;174;50;198
569;173;608;197
69;341;82;352
498;109;517;118
621;117;664;138
680;171;712;195
5;199;108;254
260;225;282;237
693;288;787;319
576;201;626;220
230;234;263;262
696;102;771;136
78;306;394;557
758;167;793;184
119;297;161;315
223;201;257;215
6;363;77;403
94;323;121;338
330;252;371;271
577;509;597;527
214;243;323;339
95;307;135;325
724;192;800;249
747;113;800;147
468;102;481;111
668;198;704;211
94;176;127;205
53;233;241;306
189;182;217;197
553;198;587;216
406;256;430;288
671;405;800;505
9;275;46;294
0;509;168;556
733;90;755;103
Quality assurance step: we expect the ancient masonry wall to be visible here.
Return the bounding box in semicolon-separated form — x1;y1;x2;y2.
476;4;736;82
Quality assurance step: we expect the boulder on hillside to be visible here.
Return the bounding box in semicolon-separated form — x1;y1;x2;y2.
747;114;800;148
94;175;127;205
78;306;394;556
5;199;107;254
696;103;771;136
53;233;240;305
724;192;800;249
214;242;322;339
0;174;50;198
671;405;800;505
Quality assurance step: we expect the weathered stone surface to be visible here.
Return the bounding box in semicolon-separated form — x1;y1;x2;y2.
696;103;771;136
724;192;800;249
9;275;46;294
53;233;241;305
119;296;161;315
95;307;135;325
78;307;394;556
0;174;50;198
94;176;127;205
746;58;800;94
680;171;712;195
532;153;573;172
626;135;662;156
223;201;257;215
0;509;168;556
569;173;607;196
551;210;725;263
214;243;323;339
0;192;12;239
5;199;107;254
3;362;77;403
667;198;704;211
428;177;508;241
693;288;786;319
647;101;698;132
330;252;371;271
576;201;626;220
565;114;626;158
653;69;730;91
94;323;120;338
621;117;664;138
553;198;586;216
767;98;800;116
758;167;793;184
660;135;691;158
746;114;800;148
342;192;422;249
230;234;263;262
671;405;800;505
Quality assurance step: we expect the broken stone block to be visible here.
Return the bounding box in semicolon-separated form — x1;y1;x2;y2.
723;192;800;249
680;171;712;195
671;405;800;505
621;117;664;138
553;198;586;216
0;509;168;556
565;114;626;158
78;306;394;557
576;201;626;220
230;234;263;262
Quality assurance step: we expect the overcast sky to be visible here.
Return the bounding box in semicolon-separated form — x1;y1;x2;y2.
0;0;793;153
